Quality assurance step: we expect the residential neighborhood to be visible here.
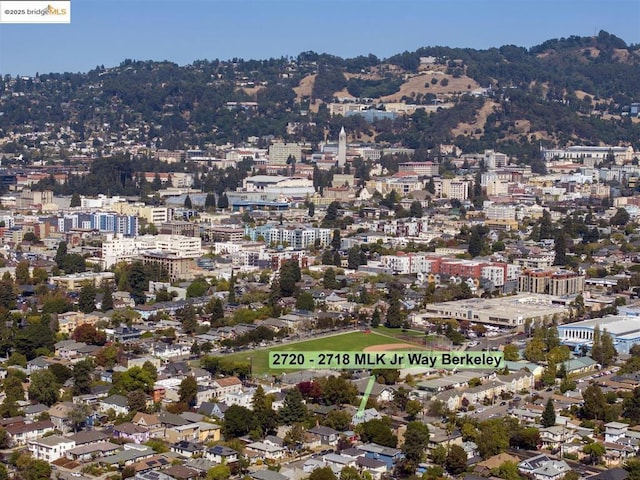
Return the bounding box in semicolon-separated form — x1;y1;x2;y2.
2;13;640;480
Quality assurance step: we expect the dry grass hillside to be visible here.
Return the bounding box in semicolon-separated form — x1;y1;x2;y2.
451;100;498;138
293;70;482;104
294;74;316;101
381;72;481;102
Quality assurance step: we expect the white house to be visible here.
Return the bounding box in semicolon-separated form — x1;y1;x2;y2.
28;435;76;462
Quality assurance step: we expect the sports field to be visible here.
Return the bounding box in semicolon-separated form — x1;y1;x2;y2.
225;330;425;376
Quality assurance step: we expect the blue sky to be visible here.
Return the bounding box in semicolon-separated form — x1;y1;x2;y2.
0;0;638;75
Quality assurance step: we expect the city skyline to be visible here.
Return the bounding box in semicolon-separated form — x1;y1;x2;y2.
0;0;638;76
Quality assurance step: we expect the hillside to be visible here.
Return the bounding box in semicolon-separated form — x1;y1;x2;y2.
1;30;639;171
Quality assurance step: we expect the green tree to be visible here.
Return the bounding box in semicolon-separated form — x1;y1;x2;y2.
73;358;95;395
27;369;59;406
403;421;430;464
430;444;447;466
385;297;403;328
308;202;315;218
582;385;607;420
331;229;341;251
284;423;305;447
503;344;520;361
70;192;81;207
252;385;277;435
78;284;97;313
339;466;361;480
100;279;114;311
217;193;229;209
206;464;231;480
324;376;358;405
127;389;148;413
204;193;216;209
371;307;381;328
187;278;209;298
321;250;335;266
468;225;488;257
15;260;30;285
477;419;509;458
184;194;193;208
279;259;301;297
48;363;73;384
206;297;225;322
69;403;92;432
358;418;397;448
223;405;257;438
583;442;605;465
295;291;315;311
55;241;68;269
309;467;337;480
599;329;617;367
409;200;423;218
553;230;568;266
406;399;422;419
176;304;198;334
323;268;338;289
323;201;341;226
279;387;307;424
323;409;352;431
523;336;546;362
490;461;522;480
3;375;25;401
611;208;631;226
111;366;156;395
623;386;640;423
445;444;468;475
178;376;198;407
22;458;52;480
7;352;27;368
539;210;554;239
541;398;556;427
625;459;640;480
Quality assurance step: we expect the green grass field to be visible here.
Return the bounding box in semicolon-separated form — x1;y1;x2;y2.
224;330;425;376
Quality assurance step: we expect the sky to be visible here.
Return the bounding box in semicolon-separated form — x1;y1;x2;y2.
0;0;639;76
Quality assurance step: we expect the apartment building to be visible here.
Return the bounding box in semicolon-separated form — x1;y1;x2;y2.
28;435;76;462
268;142;302;165
518;269;585;296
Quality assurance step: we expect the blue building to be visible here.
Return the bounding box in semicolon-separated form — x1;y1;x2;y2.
558;315;640;355
357;443;404;469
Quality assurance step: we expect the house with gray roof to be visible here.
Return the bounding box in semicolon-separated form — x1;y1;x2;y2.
517;454;571;480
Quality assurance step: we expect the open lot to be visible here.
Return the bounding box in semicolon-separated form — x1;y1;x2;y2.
225;330;426;376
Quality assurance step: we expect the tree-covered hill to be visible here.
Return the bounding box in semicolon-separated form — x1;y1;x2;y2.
1;30;639;162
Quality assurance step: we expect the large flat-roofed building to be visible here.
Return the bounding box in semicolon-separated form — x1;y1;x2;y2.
50;271;115;291
101;234;201;269
541;145;635;165
417;293;569;329
558;315;640;355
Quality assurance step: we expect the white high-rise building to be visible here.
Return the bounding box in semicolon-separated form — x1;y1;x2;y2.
337;127;346;168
